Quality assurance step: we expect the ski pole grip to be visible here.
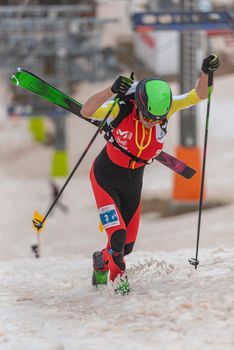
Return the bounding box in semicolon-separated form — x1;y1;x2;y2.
208;71;213;87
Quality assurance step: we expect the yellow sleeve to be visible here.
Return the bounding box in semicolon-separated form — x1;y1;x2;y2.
91;100;120;122
167;89;202;120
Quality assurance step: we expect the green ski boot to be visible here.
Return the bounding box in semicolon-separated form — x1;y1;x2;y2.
92;251;108;286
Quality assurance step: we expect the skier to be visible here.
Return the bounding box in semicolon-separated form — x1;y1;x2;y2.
80;54;219;292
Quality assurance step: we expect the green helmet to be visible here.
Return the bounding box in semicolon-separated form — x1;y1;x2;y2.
135;78;172;121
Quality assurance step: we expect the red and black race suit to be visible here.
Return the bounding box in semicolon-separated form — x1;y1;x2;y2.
90;97;166;281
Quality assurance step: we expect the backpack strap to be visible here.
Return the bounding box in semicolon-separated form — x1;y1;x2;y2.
103;95;156;168
109;94;135;129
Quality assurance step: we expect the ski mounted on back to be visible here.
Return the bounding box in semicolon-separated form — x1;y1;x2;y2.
11;68;196;179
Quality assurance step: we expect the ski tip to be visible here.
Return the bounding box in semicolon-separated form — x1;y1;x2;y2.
182;167;196;179
11;74;19;86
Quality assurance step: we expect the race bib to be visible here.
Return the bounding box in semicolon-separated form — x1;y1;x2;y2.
99;204;120;229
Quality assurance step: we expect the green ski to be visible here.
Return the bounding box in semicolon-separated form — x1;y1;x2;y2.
11;68;196;179
11;68;99;127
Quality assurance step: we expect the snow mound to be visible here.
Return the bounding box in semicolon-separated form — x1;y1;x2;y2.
0;247;234;350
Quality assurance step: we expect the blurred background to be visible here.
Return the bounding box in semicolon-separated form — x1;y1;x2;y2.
0;0;234;261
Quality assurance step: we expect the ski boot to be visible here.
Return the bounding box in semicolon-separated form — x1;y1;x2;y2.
114;275;131;295
92;251;108;286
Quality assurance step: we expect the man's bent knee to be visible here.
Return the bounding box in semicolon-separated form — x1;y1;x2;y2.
124;242;134;256
110;229;126;253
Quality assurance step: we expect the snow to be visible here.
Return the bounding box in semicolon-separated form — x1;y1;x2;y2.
0;5;234;348
0;248;234;350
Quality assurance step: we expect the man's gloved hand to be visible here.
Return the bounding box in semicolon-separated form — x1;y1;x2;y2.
111;75;134;97
201;54;220;74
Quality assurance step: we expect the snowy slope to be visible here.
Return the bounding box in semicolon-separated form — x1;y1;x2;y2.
0;248;234;350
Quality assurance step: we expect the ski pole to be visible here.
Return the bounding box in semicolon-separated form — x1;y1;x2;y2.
32;94;121;234
188;71;214;269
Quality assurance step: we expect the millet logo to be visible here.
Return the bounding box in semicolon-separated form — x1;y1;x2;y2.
115;129;133;147
116;129;133;139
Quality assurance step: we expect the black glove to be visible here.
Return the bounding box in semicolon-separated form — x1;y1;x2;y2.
111;75;134;97
201;54;219;74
